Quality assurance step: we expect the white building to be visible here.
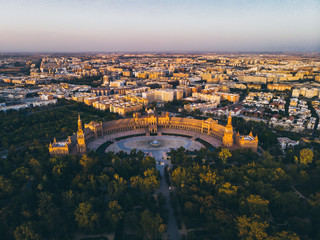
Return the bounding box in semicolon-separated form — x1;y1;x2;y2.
277;137;299;150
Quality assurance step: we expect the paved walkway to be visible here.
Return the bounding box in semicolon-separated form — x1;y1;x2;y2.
291;185;311;204
154;151;180;240
179;223;205;237
74;232;114;240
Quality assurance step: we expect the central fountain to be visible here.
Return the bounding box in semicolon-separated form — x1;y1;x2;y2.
149;139;161;147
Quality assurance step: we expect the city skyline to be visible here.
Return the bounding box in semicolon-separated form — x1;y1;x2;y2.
1;0;320;52
1;41;320;238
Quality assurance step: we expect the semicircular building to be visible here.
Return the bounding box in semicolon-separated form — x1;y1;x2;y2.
49;113;258;155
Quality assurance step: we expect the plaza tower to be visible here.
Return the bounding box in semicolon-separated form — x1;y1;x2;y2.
77;115;86;153
222;112;234;147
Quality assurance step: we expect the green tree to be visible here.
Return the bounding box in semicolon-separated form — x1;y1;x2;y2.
130;169;160;193
0;175;13;195
79;154;97;171
295;148;314;165
199;166;217;186
28;158;42;176
142;156;156;170
140;210;166;240
108;174;127;197
270;231;300;240
245;194;269;217
13;222;40;240
97;173;110;190
105;200;123;230
236;215;269;240
52;160;67;176
218;148;232;164
311;192;320;208
37;192;61;232
172;167;187;189
62;190;75;208
218;182;238;196
142;169;160;192
74;202;99;232
11;167;30;183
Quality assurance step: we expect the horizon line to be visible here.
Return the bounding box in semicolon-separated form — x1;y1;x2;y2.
1;50;320;55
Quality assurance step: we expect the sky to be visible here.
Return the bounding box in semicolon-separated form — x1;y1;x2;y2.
0;0;319;52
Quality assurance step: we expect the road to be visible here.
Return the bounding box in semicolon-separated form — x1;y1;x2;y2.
237;114;268;123
153;150;180;240
291;185;311;204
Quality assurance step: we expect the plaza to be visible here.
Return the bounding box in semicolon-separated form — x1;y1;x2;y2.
105;136;203;154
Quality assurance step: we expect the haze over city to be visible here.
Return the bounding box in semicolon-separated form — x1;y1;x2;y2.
2;1;320;240
0;0;320;52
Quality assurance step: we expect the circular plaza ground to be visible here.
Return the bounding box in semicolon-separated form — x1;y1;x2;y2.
105;136;203;153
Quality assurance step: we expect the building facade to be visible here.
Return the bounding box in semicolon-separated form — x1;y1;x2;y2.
49;137;73;156
49;113;258;155
235;131;259;152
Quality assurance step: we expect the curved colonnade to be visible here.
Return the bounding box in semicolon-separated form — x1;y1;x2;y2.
87;114;228;151
50;113;258;156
